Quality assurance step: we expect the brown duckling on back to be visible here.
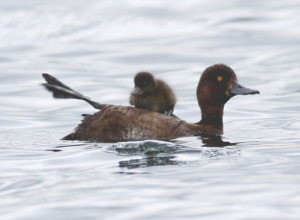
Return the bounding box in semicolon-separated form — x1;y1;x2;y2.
129;72;176;115
42;64;259;142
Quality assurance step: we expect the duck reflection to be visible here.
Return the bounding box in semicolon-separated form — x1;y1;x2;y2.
200;136;237;147
119;155;180;169
46;137;238;169
117;136;238;169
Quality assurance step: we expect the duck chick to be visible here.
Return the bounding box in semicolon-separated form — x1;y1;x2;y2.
129;72;176;115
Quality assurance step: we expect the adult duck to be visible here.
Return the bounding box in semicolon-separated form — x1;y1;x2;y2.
42;64;259;142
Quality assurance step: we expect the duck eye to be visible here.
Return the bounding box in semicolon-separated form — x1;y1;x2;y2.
217;76;223;82
142;81;149;86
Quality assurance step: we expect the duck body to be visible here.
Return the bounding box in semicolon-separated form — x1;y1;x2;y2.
129;72;176;114
64;105;203;142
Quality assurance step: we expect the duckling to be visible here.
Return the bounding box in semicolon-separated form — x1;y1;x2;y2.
129;72;176;115
42;64;259;142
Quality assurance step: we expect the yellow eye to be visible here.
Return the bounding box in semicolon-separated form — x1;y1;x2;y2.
217;76;223;82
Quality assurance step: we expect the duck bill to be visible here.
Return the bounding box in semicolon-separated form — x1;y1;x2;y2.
131;87;142;95
229;81;260;96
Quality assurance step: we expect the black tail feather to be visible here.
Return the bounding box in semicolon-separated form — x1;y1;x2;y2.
42;73;74;91
42;74;103;110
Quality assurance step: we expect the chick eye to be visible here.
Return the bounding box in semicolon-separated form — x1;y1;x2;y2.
217;76;223;82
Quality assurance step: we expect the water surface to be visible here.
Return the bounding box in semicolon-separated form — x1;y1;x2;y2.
1;0;300;219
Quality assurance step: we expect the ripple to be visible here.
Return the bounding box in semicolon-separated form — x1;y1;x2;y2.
105;140;181;156
1;0;300;219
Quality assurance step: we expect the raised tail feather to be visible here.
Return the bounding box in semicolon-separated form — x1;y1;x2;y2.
42;73;103;110
43;73;75;91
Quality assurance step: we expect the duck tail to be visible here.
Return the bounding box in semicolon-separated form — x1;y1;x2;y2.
62;132;76;140
42;73;103;110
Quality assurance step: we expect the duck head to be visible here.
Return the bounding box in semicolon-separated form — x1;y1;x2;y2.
132;72;158;96
197;64;259;126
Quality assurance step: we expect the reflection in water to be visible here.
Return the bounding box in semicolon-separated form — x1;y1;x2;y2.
46;136;236;153
200;136;237;147
119;156;181;169
46;149;62;152
115;137;239;169
44;137;239;169
45;137;239;169
171;135;237;147
108;140;180;156
45;143;90;152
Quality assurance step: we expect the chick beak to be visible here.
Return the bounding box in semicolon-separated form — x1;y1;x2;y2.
229;80;260;96
131;87;142;95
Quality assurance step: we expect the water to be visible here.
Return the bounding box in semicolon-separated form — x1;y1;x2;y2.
1;0;300;219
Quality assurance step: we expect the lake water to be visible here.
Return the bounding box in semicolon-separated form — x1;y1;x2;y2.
1;0;300;219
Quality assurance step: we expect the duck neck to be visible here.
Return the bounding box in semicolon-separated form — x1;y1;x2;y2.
199;104;224;127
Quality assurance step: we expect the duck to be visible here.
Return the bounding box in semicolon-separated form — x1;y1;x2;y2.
42;64;259;142
129;72;176;115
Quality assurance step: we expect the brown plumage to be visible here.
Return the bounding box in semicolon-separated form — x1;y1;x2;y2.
64;105;199;142
42;64;259;142
129;72;176;115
